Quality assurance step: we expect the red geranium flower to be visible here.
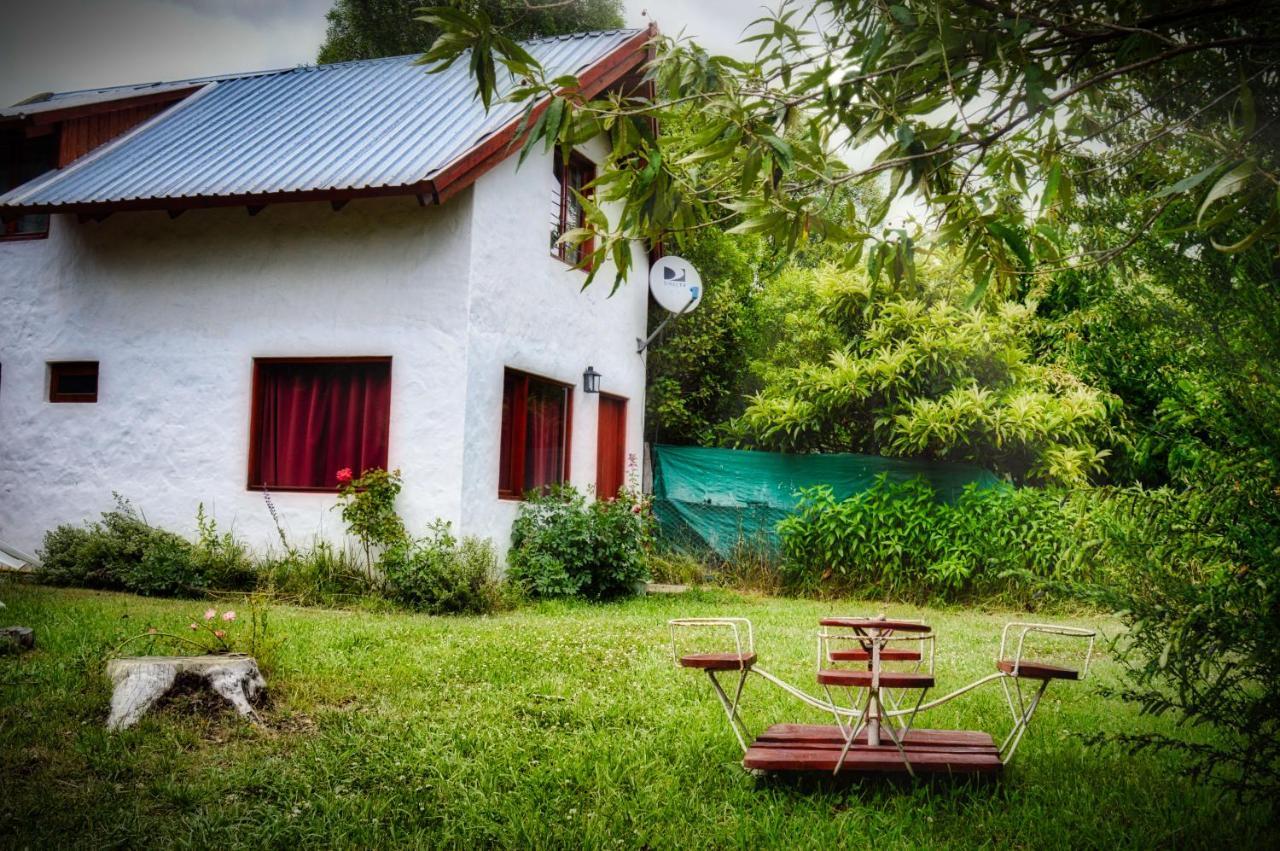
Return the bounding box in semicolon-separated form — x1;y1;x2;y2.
336;467;354;484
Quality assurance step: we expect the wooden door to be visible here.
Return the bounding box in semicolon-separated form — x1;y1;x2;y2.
596;394;627;499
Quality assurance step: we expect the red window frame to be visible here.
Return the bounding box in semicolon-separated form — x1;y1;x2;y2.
48;361;98;403
595;393;628;500
1;129;56;242
498;368;574;500
551;152;595;268
246;356;392;493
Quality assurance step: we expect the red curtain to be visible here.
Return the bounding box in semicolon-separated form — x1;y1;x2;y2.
252;360;391;489
524;380;567;492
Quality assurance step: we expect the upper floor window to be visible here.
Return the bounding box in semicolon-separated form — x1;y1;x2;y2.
551;152;595;268
499;368;572;499
49;361;98;403
248;357;392;491
1;130;56;241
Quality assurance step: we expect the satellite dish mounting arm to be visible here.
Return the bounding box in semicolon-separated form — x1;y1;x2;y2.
637;292;698;354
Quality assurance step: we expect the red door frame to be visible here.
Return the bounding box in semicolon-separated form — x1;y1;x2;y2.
596;393;628;500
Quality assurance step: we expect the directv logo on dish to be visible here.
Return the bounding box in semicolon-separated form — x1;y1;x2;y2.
649;255;703;313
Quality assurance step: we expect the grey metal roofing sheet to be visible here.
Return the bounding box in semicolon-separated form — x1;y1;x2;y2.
0;29;641;208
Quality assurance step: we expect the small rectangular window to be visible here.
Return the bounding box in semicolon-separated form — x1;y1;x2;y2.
2;130;56;241
551;152;595;267
499;368;573;498
49;361;98;403
248;357;392;491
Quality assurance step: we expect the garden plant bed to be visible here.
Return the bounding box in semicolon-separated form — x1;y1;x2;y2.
1;585;1275;849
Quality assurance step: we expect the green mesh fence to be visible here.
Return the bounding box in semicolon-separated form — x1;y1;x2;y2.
651;444;1000;560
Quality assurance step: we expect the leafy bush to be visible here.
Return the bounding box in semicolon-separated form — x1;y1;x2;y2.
37;495;206;595
336;467;409;578
1080;474;1280;805
190;504;256;591
121;536;202;597
777;476;1087;600
508;485;651;600
381;521;504;614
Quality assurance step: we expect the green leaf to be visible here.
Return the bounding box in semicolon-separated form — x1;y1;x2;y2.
1152;163;1221;200
1197;161;1253;227
986;221;1033;271
1040;162;1060;212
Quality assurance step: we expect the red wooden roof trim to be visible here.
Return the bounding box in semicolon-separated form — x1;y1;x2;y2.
433;23;655;203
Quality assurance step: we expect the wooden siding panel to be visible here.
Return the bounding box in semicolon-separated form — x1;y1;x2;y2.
58;104;168;167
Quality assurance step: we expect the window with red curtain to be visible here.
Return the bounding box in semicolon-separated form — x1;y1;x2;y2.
550;152;595;267
596;394;627;500
499;369;573;498
248;358;391;491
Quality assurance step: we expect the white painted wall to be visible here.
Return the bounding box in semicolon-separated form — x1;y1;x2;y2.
459;140;650;554
0;193;473;555
0;140;650;561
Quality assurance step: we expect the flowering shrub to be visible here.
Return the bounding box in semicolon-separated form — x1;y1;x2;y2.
334;467;408;578
508;484;652;600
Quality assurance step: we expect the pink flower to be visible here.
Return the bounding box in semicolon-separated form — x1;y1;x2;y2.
336;467;354;484
631;504;642;515
204;608;217;621
189;623;199;631
222;611;236;622
214;629;226;639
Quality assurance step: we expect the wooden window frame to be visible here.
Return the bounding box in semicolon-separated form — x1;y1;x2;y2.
551;151;596;270
48;361;98;403
245;356;392;494
498;368;574;500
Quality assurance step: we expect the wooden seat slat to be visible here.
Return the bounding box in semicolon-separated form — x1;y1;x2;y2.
829;648;922;662
819;618;932;632
817;669;934;689
743;744;1003;774
754;724;997;750
678;652;756;671
997;659;1079;680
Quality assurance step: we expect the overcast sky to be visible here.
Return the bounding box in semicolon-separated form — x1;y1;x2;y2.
0;0;771;107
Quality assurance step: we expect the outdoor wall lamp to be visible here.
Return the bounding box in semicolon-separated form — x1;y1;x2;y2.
583;365;602;393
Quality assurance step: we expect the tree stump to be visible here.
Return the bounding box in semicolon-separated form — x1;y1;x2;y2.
105;654;266;731
1;626;35;651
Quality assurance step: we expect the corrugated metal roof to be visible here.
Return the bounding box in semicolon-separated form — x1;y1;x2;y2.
1;29;643;210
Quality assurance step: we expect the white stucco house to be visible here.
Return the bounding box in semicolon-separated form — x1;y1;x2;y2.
0;28;655;559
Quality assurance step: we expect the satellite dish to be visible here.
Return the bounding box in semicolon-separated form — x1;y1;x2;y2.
649;255;702;314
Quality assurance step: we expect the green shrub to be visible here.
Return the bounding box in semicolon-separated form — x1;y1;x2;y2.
776;475;1086;601
1080;476;1280;805
381;521;504;614
508;485;651;600
121;535;203;597
190;504;256;591
36;495;206;595
335;467;408;579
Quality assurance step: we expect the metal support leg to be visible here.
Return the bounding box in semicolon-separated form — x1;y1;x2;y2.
707;669;752;753
1000;678;1050;762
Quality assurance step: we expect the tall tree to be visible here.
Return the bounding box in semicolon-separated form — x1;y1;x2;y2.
318;0;625;63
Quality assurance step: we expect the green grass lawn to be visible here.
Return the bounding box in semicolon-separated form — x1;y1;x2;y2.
1;584;1272;849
